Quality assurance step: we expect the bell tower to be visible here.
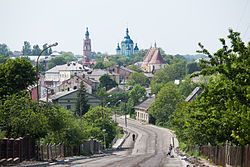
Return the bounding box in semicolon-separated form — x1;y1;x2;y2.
83;27;91;65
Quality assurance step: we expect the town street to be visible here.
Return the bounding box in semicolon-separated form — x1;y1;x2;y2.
51;116;184;167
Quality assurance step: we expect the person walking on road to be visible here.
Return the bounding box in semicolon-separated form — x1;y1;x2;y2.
132;134;136;141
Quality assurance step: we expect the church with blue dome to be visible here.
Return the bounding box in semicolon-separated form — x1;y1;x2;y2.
116;28;139;57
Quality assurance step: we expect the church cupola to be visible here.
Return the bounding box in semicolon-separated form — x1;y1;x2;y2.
116;28;139;57
116;43;121;54
134;43;139;51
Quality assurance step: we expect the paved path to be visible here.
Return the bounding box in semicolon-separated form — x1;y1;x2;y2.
51;116;185;167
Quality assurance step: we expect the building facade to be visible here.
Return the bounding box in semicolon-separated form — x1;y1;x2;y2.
134;97;155;123
116;28;139;57
141;43;166;73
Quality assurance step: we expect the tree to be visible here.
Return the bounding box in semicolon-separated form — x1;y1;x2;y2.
128;84;146;105
186;61;201;74
150;61;187;94
75;82;90;116
48;57;67;69
98;74;117;91
0;58;36;99
149;82;182;127
47;52;76;69
171;29;250;146
128;65;142;72
42;43;49;55
83;106;117;148
48;47;52;55
94;62;105;69
0;43;11;56
127;72;150;87
178;75;198;98
22;41;32;55
0;54;9;64
0;93;48;139
32;44;41;55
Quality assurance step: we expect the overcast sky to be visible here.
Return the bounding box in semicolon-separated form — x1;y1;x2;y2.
0;0;250;55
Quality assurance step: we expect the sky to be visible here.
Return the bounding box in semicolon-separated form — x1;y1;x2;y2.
0;0;250;55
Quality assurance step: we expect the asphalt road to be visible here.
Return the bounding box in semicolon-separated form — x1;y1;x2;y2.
51;116;184;167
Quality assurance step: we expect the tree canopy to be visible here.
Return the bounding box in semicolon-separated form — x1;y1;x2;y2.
171;29;250;146
98;74;118;91
0;58;36;99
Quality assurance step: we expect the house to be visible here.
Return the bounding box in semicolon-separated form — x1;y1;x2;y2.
134;97;155;123
58;75;98;94
44;62;86;88
86;69;119;84
141;43;166;73
108;65;135;84
185;87;203;102
41;89;101;111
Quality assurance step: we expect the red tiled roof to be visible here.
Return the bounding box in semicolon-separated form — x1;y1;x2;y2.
142;47;165;65
148;49;165;64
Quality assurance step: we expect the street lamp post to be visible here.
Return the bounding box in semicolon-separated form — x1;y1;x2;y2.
114;100;122;123
36;42;58;102
102;102;110;149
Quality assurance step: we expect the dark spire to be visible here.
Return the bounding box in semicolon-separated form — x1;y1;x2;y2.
85;27;89;38
116;43;121;50
134;43;139;51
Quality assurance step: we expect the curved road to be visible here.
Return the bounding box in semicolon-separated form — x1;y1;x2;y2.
52;116;184;167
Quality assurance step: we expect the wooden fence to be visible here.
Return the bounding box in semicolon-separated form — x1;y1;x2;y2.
37;139;103;161
0;136;36;165
200;144;250;167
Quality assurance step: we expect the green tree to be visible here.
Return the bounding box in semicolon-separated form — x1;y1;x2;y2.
42;105;85;146
149;82;182;127
83;106;117;148
32;44;41;55
94;62;105;69
22;41;32;55
171;29;250;146
178;75;198;98
186;61;201;74
128;84;146;105
0;58;36;99
75;82;90;116
0;43;11;56
0;54;9;64
127;72;150;87
48;56;67;69
128;65;142;72
150;61;187;94
0;93;48;139
42;43;49;55
47;52;76;69
98;74;118;91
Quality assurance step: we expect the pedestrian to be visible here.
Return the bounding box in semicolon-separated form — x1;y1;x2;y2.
167;144;173;156
132;134;136;141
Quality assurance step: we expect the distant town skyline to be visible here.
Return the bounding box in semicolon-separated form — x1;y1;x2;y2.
0;0;250;55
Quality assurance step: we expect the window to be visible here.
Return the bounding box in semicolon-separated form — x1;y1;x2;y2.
66;105;71;109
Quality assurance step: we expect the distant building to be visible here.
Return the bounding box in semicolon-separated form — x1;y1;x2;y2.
108;65;135;84
58;75;98;94
41;89;101;111
141;43;166;73
116;28;139;57
83;27;92;66
134;97;155;123
44;62;85;88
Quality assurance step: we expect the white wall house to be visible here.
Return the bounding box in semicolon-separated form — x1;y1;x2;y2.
134;97;155;123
